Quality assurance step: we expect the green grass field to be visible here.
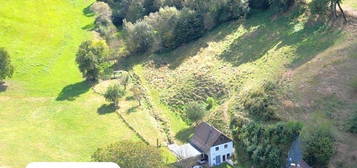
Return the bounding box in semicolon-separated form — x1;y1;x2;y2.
0;1;140;167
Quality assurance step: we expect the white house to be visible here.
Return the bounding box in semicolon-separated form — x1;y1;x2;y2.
190;122;234;167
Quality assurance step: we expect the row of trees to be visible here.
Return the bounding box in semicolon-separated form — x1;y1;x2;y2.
231;118;303;168
122;0;249;54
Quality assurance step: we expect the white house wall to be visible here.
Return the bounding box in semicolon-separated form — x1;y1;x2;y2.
209;141;233;167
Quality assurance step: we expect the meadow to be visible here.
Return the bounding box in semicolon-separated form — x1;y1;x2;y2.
0;1;141;167
1;0;356;167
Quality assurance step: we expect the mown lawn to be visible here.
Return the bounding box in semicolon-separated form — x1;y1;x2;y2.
0;1;139;167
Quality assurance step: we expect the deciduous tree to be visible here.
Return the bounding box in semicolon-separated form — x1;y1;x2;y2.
0;48;14;82
104;84;125;108
76;40;109;81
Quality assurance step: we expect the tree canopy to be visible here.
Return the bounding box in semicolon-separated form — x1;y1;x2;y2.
0;48;14;82
75;40;109;81
104;84;125;107
92;141;166;168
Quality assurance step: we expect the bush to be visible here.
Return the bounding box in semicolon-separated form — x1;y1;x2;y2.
76;40;109;81
92;141;166;168
309;0;330;15
242;81;278;121
104;84;126;107
303;128;335;168
0;48;14;82
91;2;118;43
185;102;207;123
232;121;302;168
347;111;357;134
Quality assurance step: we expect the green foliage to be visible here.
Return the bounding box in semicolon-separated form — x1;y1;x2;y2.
303;128;335;168
172;8;204;48
91;2;118;43
123;20;156;54
75;40;109;81
164;74;227;112
309;0;330;15
232;120;302;168
0;48;14;82
104;84;126;107
185;102;207;123
130;84;145;105
241;81;278;121
92;141;166;168
206;97;216;110
347;111;357;134
121;0;250;54
249;0;270;9
269;0;295;12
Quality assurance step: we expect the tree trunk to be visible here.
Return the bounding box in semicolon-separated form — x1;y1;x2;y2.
337;1;347;22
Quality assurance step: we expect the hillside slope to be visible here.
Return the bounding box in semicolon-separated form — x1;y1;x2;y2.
121;5;357;167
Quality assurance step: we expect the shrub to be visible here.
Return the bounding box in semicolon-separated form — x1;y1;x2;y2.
76;40;109;81
104;84;126;108
347;111;357;134
0;48;14;82
303;128;335;168
232;121;302;168
92;141;165;168
309;0;330;15
241;81;278;121
185;102;207;123
91;2;118;43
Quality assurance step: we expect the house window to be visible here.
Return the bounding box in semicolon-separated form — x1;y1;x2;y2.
227;153;231;159
224;144;228;148
215;146;219;151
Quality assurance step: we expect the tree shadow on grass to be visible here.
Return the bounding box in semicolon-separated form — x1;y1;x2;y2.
97;104;116;115
83;3;95;17
0;82;7;92
56;81;91;101
218;8;342;68
82;23;95;31
175;127;195;143
127;105;139;113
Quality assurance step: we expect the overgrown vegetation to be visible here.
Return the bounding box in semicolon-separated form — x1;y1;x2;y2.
164;74;227;113
240;81;279;121
92;141;166;168
303;128;335;168
232;118;302;168
0;48;14;82
185;102;207;124
347;111;357;134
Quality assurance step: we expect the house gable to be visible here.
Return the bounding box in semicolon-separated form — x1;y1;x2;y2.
190;122;232;153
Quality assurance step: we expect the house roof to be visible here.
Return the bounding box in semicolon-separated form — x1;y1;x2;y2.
190;122;232;153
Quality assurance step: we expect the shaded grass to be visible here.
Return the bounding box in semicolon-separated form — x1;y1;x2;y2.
56;81;92;101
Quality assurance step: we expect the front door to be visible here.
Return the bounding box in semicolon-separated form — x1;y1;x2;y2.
216;155;221;165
